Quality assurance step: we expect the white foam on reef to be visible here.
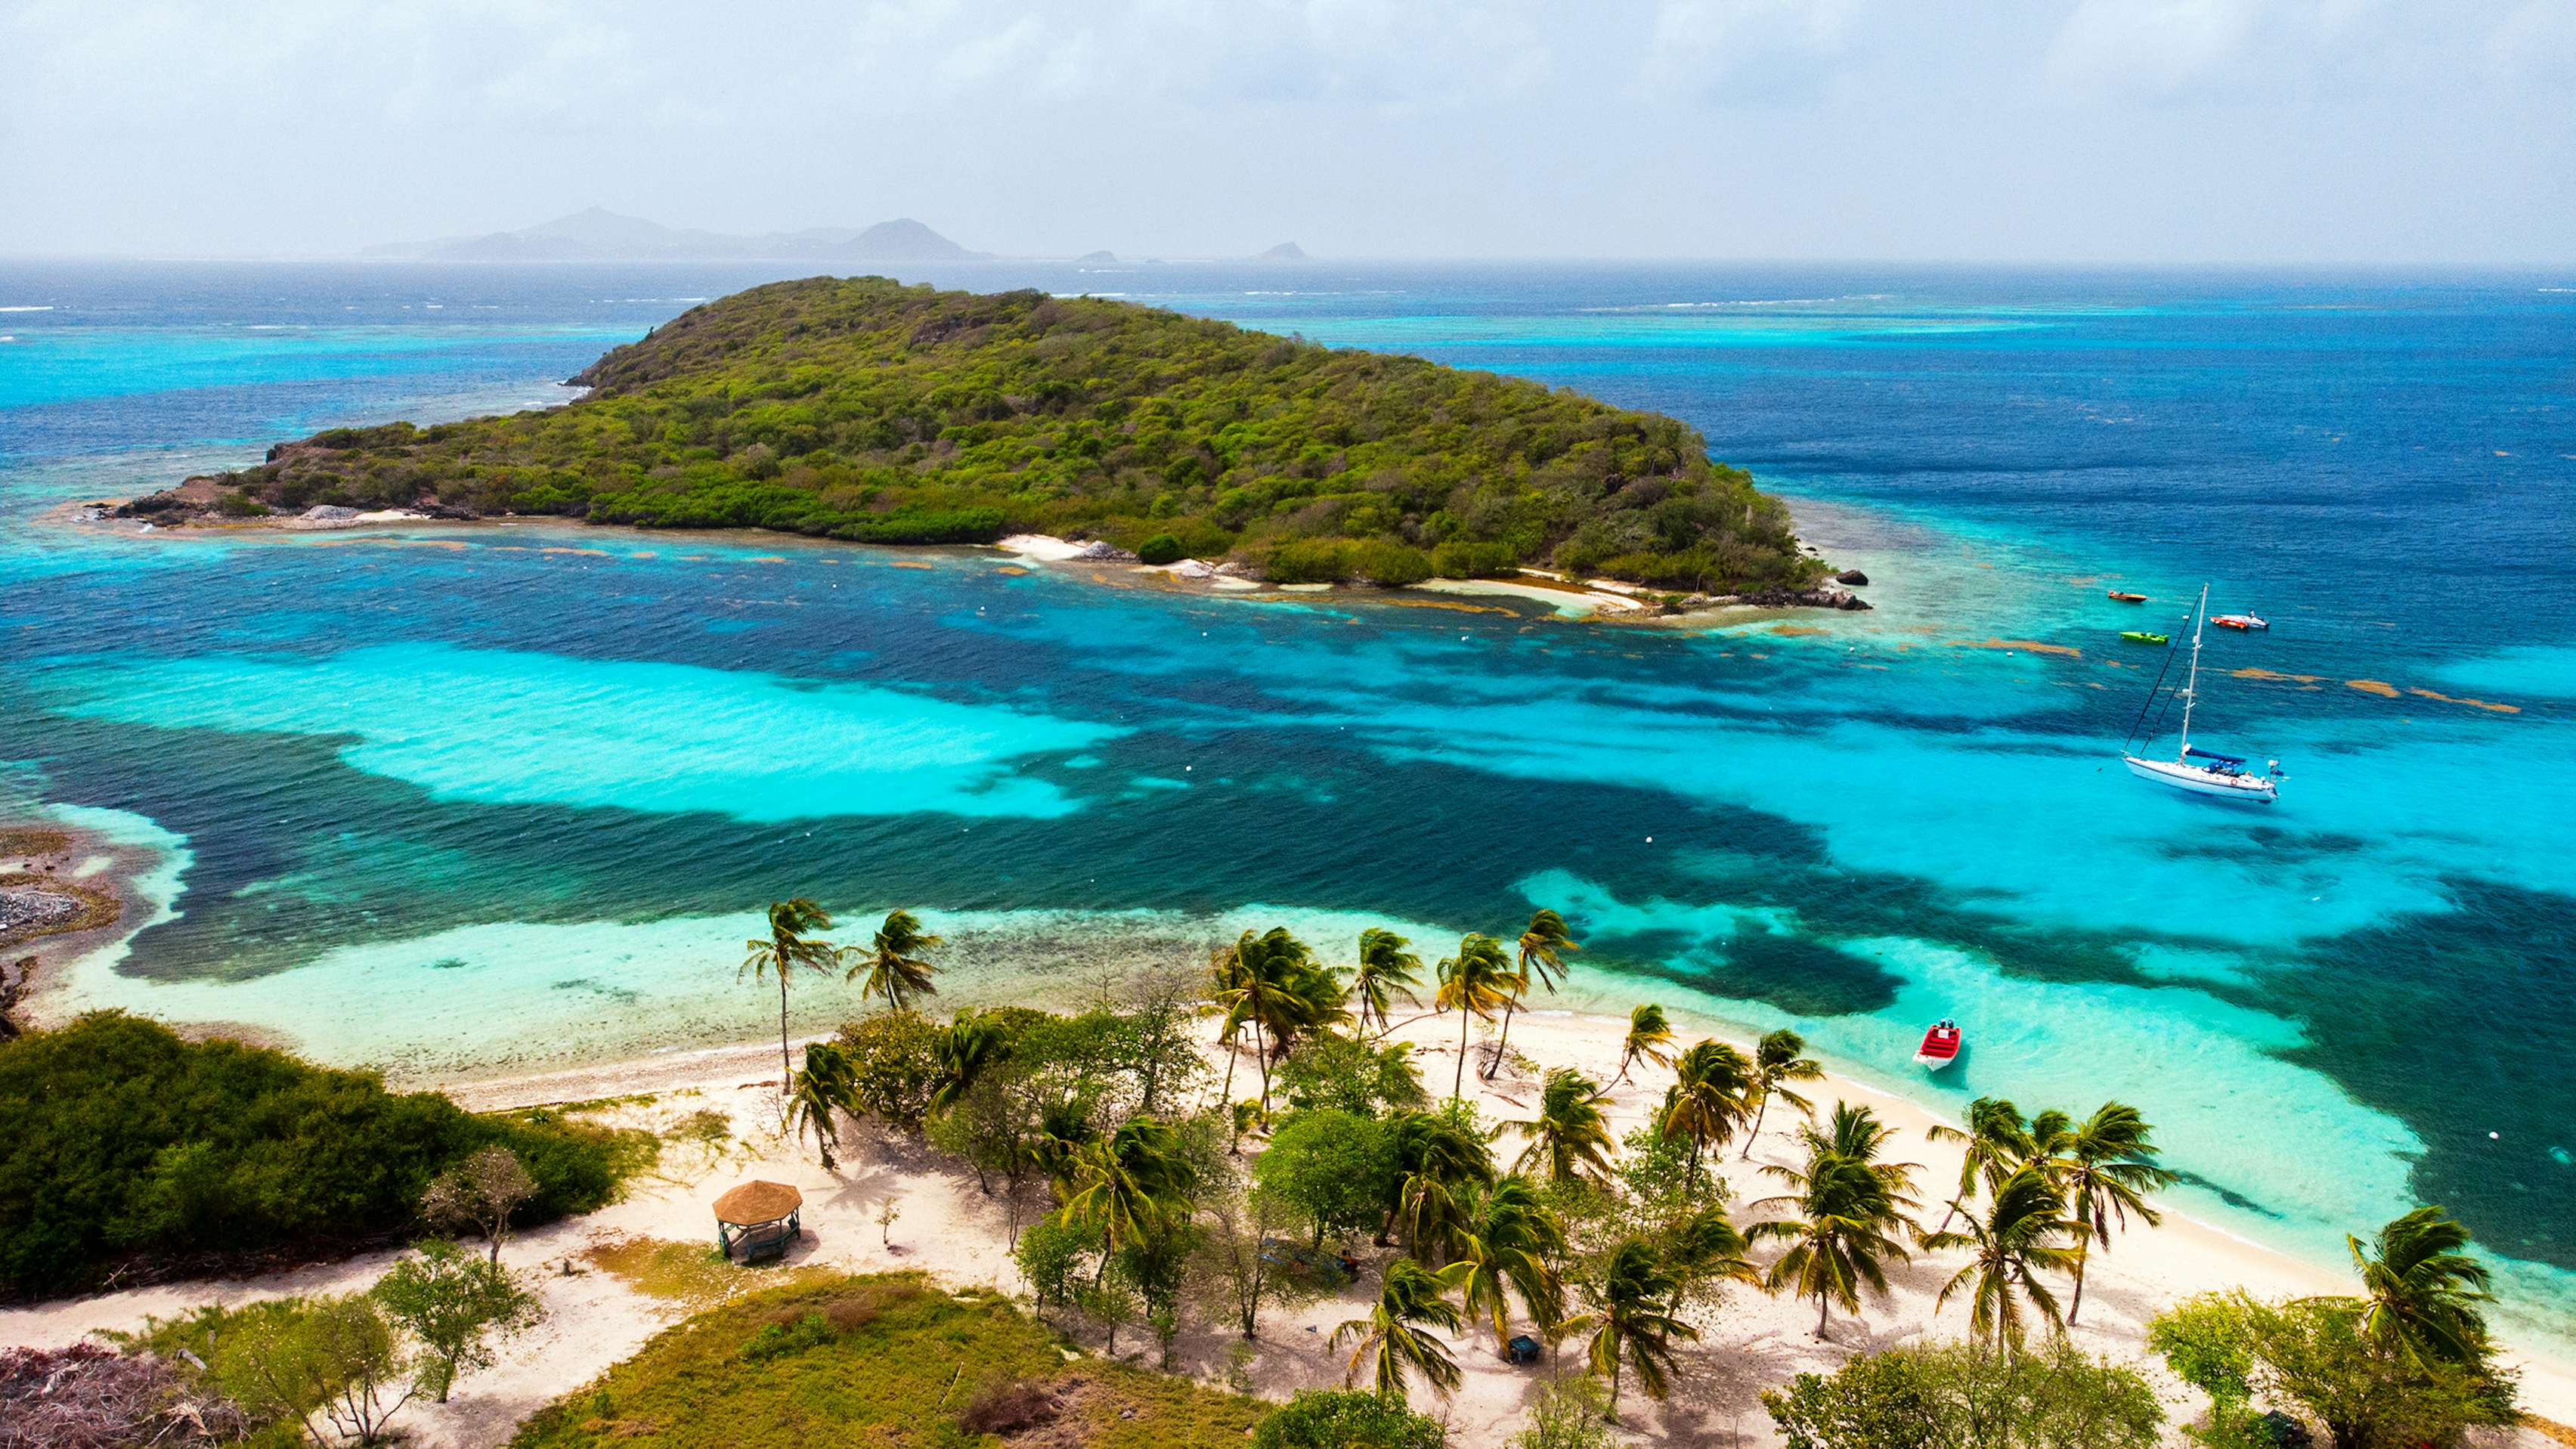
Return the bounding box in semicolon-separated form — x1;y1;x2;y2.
0;305;53;312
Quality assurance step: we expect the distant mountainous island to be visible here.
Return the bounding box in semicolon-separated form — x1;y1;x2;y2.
147;277;1818;592
364;210;1313;265
363;209;987;263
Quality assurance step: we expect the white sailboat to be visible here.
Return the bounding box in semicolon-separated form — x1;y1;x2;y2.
2121;584;2283;803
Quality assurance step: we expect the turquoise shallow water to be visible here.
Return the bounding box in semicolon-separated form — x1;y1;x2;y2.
2;259;2570;1343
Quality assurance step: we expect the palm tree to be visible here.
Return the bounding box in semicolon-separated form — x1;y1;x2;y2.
2033;1101;2175;1325
1614;1004;1677;1085
1434;933;1516;1101
1351;927;1423;1039
1058;1117;1195;1277
1512;1068;1617;1189
1386;1110;1497;1261
1559;1240;1698;1422
1454;1175;1566;1350
1271;953;1355;1058
1797;1101;1925;1214
787;1042;856;1169
1659;1040;1753;1190
740;898;843;1079
1331;1259;1471;1404
2340;1205;2494;1367
930;1011;1007;1117
1751;1149;1915;1340
1487;909;1578;1079
1209;944;1253;1122
1666;1203;1763;1290
1740;1029;1824;1158
1927;1096;2036;1231
1030;1097;1094;1197
1924;1164;2082;1359
848;908;942;1013
1212;927;1313;1115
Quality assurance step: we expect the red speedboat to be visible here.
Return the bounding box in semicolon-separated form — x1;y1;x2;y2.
1914;1019;1962;1070
2107;591;2149;603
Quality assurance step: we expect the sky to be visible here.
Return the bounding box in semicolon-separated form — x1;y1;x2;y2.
4;0;2573;264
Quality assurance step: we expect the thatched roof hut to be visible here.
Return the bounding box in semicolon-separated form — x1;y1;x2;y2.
714;1180;805;1263
712;1180;803;1227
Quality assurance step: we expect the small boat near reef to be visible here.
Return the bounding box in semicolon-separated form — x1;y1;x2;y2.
2107;590;2150;602
2119;584;2284;803
2212;614;2268;630
2121;630;2170;646
1915;1019;1963;1070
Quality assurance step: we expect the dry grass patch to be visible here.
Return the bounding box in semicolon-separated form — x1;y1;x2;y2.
581;1235;828;1309
512;1273;1265;1449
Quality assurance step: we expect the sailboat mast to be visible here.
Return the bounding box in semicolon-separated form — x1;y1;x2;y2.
2177;584;2208;762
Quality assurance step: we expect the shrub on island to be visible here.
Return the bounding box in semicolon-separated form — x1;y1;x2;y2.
1763;1340;2163;1449
1253;1389;1447;1449
0;1012;637;1299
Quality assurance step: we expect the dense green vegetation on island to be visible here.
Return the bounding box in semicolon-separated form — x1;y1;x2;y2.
193;277;1819;590
0;1013;642;1299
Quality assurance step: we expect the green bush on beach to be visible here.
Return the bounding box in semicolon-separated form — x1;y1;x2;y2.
0;1012;637;1299
203;277;1819;590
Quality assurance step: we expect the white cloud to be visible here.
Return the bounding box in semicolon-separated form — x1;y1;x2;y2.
2044;0;2261;101
0;0;2568;260
1642;0;1865;100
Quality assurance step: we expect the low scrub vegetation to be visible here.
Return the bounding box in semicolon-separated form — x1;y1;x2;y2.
0;1012;644;1299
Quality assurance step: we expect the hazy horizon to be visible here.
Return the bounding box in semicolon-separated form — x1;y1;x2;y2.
5;1;2573;267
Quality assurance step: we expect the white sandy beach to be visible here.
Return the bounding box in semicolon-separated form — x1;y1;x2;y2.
8;1003;2565;1447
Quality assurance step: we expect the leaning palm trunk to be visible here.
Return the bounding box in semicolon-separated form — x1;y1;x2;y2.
2069;1240;2091;1324
776;976;792;1080
1252;1016;1272;1114
1485;997;1516;1079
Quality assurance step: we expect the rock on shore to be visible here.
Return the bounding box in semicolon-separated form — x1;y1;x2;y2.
1693;587;1873;611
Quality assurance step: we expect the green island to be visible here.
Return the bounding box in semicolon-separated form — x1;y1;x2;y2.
153;277;1823;592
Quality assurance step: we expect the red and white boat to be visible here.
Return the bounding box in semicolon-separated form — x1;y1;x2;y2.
2211;614;2268;630
1914;1019;1962;1070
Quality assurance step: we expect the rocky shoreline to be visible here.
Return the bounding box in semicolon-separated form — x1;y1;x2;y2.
0;825;132;1036
0;822;146;1039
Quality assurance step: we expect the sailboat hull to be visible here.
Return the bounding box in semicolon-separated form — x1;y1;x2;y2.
2122;754;2277;802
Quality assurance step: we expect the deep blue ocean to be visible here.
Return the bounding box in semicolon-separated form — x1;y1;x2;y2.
2;259;2571;1338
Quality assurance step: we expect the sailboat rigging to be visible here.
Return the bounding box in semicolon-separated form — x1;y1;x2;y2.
2119;584;2283;803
